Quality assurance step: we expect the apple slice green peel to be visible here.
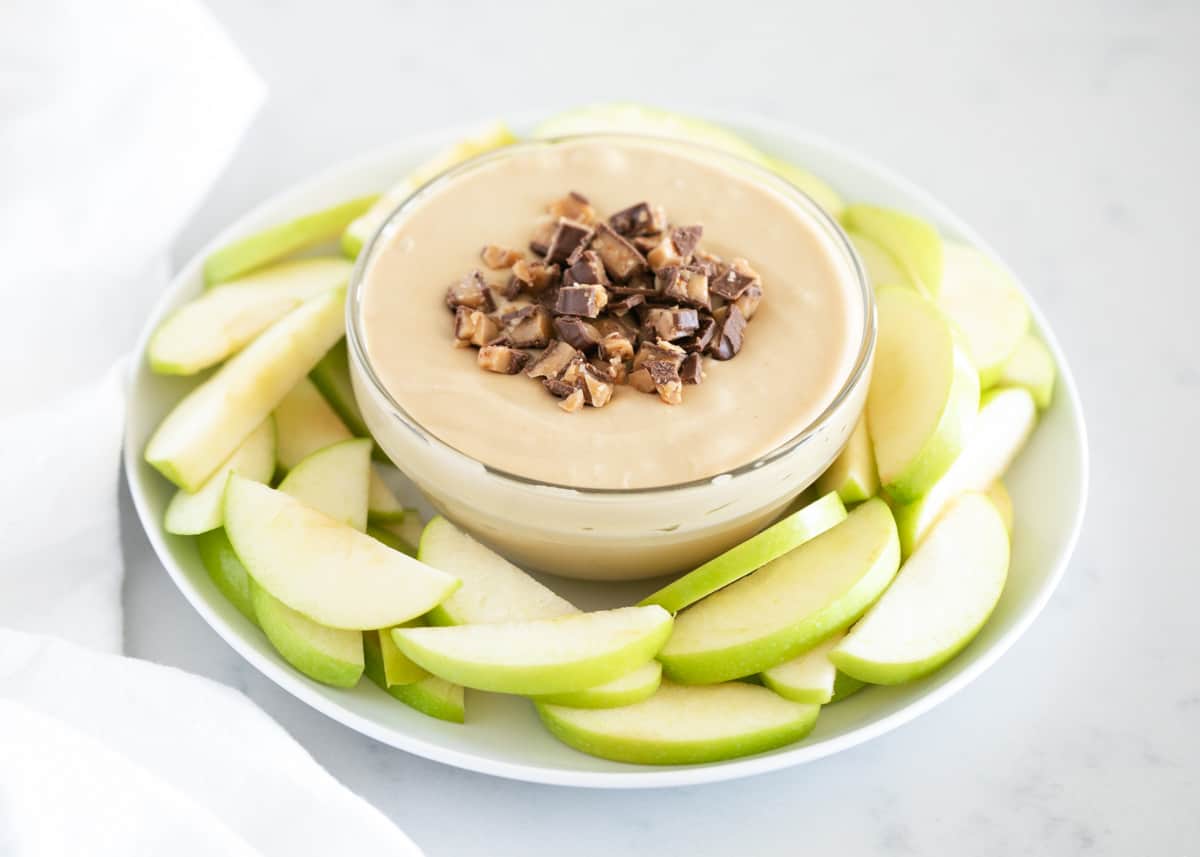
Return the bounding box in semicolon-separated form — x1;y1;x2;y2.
832;493;1009;685
163;418;274;536
841;204;943;297
657;498;900;685
639;491;847;614
363;630;465;724
998;333;1056;409
195;528;257;625
760;632;845;705
531;661;662;709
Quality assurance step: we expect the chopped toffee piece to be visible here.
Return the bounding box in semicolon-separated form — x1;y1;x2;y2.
628;360;683;404
646;235;683;271
530;217;556;256
548;191;596;225
691;249;723;278
510;259;560;294
632;338;686;372
710;257;761;300
632;234;663;254
590;223;648;281
679;352;704;384
446;270;495;312
608;292;645;316
542;377;576;398
609;271;658;295
642;306;700;342
580;363;615;407
709;304;747;360
558;387;586;413
526;340;580;380
454;307;501;348
553;316;601;352
734;284;763;320
505;305;555;348
679;314;717;353
626;366;656;394
554;284;608;318
543;217;594;265
609;202;666;237
481;245;523;270
477;345;530;374
598;330;636;363
563;250;610;287
658;266;711;310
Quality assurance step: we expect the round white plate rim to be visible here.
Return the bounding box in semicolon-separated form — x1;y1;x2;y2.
124;113;1089;789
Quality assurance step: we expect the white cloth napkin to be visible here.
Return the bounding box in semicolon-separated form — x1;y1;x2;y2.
0;1;421;853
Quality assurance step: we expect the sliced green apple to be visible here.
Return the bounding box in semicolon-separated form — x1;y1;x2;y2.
223;475;458;629
375;622;429;686
531;661;662;709
830;671;867;703
250;579;363;687
308;339;372;439
814;416;879;505
419;515;577;626
892;387;1035;555
937;242;1030;387
657;498;900;685
204;195;377;285
195;528;257;624
363;630;465;723
987;480;1014;535
145;287;347;492
639;492;848;614
842;205;943;297
369;522;417;557
832;493;1009;684
998;333;1056;409
277;438;372;532
342;123;518;258
392;606;673;696
365;470;406;523
536;680;819;765
867;287;980;503
847;230;917;292
760;632;844;704
149;258;352;375
163;418;274;535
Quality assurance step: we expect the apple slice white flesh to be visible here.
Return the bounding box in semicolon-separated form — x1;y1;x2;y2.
867;287;980;503
163;418;274;535
657;498;900;685
815;416;879;505
273;377;405;522
195;528;257;624
531;661;662;709
998;333;1056;409
847;230;917;292
537;680;820;765
205;195;377;285
760;632;845;704
419;516;579;626
893;388;1036;555
149;258;352;375
937;242;1030;387
223;475;458;629
841;204;943;297
832;493;1009;684
987;480;1014;534
145;287;346;492
392;606;673;696
277;438;371;531
363;631;465;723
374;623;429;686
342;123;517;258
639;492;848;613
250;580;363;687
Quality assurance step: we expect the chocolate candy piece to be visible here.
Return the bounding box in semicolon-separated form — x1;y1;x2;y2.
563;250;610;287
530;218;556;256
734;284;763;320
598;330;636;363
553;316;602;352
579;363;614;407
527;340;581;380
477;345;530;374
708;305;747;360
506;306;554;348
454;307;501;348
710;257;761;300
646;235;683;271
609;202;666;237
629;360;683;404
657;266;710;310
670;225;703;259
609;271;658;296
510;260;560;295
481;245;523;270
679;315;717;353
590;222;648;281
632;338;686;372
608;293;645;316
679;353;704;385
544;217;594;265
554;284;608;318
548;191;596;225
642;306;700;342
445;270;495;312
691;249;723;278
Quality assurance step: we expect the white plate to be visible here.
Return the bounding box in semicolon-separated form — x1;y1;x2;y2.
124;114;1089;788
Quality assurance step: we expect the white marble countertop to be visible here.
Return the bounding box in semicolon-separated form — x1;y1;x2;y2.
121;1;1199;853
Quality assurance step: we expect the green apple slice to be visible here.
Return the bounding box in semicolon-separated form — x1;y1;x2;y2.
163;418;274;535
365;470;407;524
842;205;943;297
419;515;577;626
223;475;458;629
145;287;346;492
536;680;819;765
149;258;352;375
829;671;867;703
531;661;662;709
277;438;371;532
639;492;848;614
363;630;465;723
893;388;1035;555
369;521;417;557
937;242;1030;387
342;122;518;258
392;606;673;696
998;333;1056;409
195;528;257;624
308;339;372;439
657;498;900;685
375;623;429;686
204;195;377;285
833;493;1009;684
847;230;918;292
814;416;879;505
867;287;980;503
987;480;1014;534
250;579;363;687
760;633;844;704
